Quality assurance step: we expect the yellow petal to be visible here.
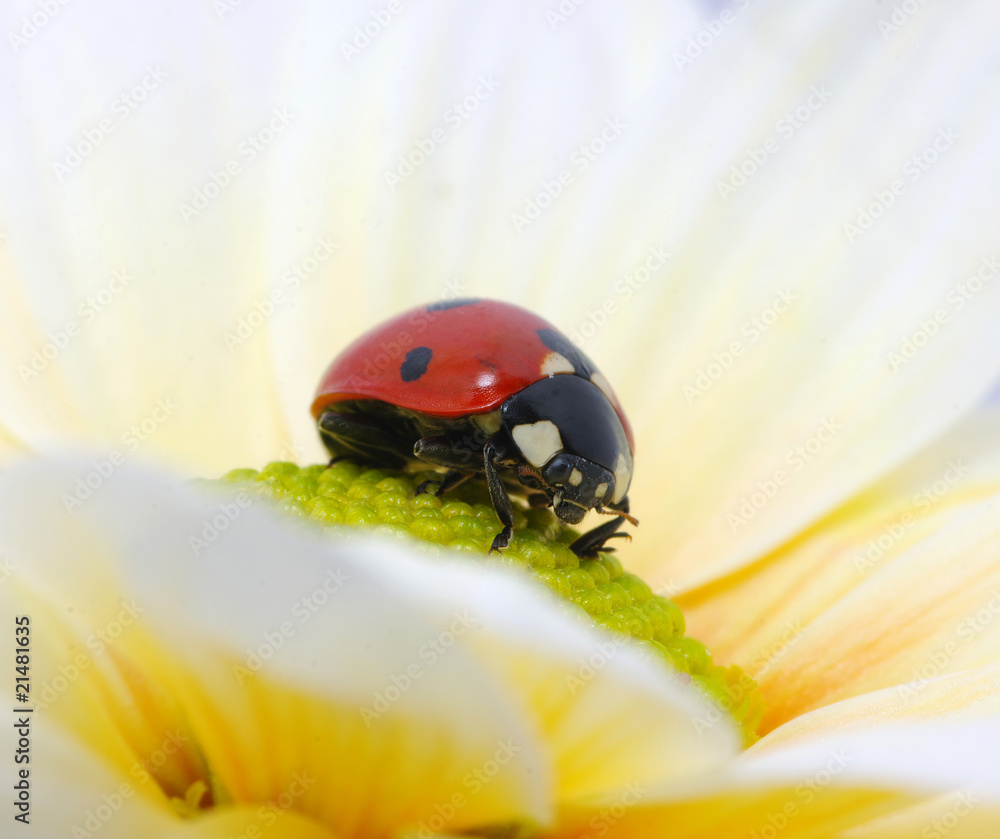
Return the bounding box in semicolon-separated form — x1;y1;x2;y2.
753;663;1000;753
681;408;1000;731
164;809;335;839
555;720;1000;839
555;789;908;839
0;518;212;807
1;719;335;837
0;719;176;836
839;792;1000;839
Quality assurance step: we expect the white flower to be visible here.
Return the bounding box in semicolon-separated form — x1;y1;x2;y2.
2;1;1000;836
3;460;1000;837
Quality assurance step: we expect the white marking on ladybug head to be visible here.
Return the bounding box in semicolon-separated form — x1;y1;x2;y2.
595;481;609;500
541;351;576;376
590;371;616;404
512;420;563;468
569;468;583;486
612;452;630;504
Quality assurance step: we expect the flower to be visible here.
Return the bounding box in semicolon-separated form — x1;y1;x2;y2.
2;1;1000;836
4;459;1000;838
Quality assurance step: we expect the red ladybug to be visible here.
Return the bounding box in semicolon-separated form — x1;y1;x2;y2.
312;298;636;556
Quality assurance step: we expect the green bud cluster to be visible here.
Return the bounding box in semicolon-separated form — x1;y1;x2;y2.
201;460;764;745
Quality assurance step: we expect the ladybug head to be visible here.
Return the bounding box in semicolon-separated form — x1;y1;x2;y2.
501;375;633;522
540;453;616;524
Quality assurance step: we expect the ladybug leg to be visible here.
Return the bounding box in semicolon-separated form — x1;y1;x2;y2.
570;496;632;558
416;470;471;498
318;410;410;470
574;532;631;554
484;440;515;553
412;435;480;496
413;435;483;473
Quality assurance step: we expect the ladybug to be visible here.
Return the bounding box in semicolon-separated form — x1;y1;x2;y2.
312;298;637;556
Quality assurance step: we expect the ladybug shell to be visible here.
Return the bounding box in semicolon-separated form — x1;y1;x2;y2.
312;298;634;450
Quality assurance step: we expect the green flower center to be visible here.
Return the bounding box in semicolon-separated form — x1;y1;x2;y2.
199;460;764;746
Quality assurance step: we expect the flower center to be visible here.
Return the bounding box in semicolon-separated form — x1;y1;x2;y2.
95;645;224;817
169;780;213;818
202;460;765;746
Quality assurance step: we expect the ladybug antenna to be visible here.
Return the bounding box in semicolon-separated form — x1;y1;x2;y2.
595;506;639;527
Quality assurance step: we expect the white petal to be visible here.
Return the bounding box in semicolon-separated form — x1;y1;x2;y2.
738;721;1000;801
597;3;1000;588
0;457;739;833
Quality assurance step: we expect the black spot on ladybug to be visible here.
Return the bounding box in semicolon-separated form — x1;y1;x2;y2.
426;297;481;313
536;328;595;378
400;346;433;381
